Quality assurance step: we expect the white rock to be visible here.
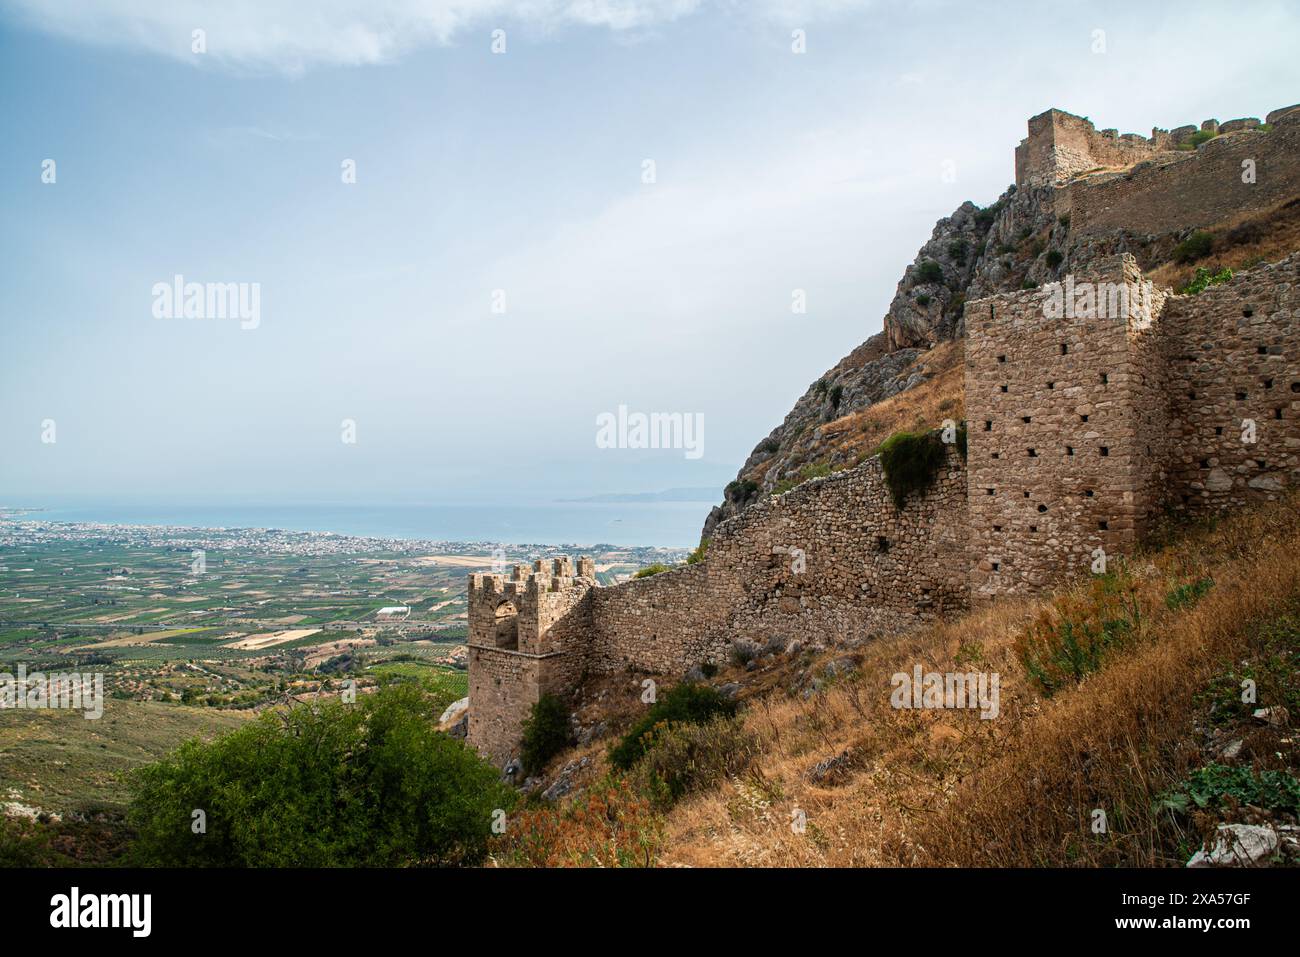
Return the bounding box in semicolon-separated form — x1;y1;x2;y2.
439;696;469;725
1187;824;1278;868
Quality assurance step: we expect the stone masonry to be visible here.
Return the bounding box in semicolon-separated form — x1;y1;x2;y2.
468;106;1300;768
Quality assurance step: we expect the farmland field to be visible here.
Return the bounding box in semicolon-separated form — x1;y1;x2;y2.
0;518;684;821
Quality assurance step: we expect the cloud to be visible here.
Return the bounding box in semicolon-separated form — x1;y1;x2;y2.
1;0;709;74
0;0;895;74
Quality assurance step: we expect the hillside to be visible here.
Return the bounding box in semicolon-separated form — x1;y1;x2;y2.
703;107;1300;540
494;494;1300;867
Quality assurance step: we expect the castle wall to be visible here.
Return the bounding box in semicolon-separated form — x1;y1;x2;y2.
588;449;970;672
468;102;1300;766
1163;254;1300;512
1016;109;1165;188
469;445;972;766
964;256;1167;598
1064;115;1300;235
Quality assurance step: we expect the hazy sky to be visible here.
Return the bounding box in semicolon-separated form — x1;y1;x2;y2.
2;0;1298;505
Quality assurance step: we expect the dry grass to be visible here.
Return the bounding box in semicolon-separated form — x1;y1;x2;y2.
1148;196;1300;291
810;341;965;470
656;498;1300;867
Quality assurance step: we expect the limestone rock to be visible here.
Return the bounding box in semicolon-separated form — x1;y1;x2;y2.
1187;824;1279;868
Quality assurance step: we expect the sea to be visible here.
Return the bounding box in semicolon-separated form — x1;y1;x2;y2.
17;502;712;549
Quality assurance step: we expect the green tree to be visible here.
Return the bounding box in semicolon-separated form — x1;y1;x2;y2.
519;693;571;774
127;684;513;867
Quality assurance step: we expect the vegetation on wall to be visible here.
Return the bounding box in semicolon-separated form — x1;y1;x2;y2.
520;693;572;774
1179;265;1233;295
877;429;947;508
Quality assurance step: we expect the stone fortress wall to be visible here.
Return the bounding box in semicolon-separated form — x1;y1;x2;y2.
468;450;968;765
468;105;1300;767
1018;105;1300;235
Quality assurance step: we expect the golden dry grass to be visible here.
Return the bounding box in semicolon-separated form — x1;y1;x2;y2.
1148;196;1300;291
745;341;965;491
655;498;1300;867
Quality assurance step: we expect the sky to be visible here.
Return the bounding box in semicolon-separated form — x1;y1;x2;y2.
1;0;1298;507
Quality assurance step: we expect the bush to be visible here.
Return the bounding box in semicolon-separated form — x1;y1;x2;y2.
633;563;670;579
1165;576;1214;611
915;294;931;307
877;429;947;508
1173;230;1214;263
1180;265;1233;295
685;539;709;565
126;684;513;867
1044;249;1064;269
947;239;968;263
520;693;571;774
1179;129;1219;150
773;461;834;496
491;778;661;867
631;717;758;808
1158;764;1300;816
1015;570;1144;697
725;478;760;503
915;259;944;284
609;683;736;770
828;384;843;412
755;436;780;455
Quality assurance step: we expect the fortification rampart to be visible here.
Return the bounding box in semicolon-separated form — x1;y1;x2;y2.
1062;111;1300;235
964;255;1170;598
1162;255;1300;513
468;103;1300;768
467;449;967;766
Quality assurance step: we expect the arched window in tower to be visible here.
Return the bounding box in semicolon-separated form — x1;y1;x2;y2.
493;600;519;650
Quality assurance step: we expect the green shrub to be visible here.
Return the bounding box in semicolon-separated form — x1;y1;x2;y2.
126;684;513;867
1165;576;1214;611
686;539;709;565
1180;266;1233;295
634;563;671;579
877;430;946;508
947;239;968;263
973;198;1006;231
1057;213;1071;229
631;717;758;808
1173;230;1214;263
1178;129;1219;150
520;693;571;774
1044;249;1064;269
915;294;931;307
915;259;944;284
828;384;843;412
1015;570;1144;697
1158;764;1300;816
609;683;736;770
725;478;759;503
773;461;834;496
